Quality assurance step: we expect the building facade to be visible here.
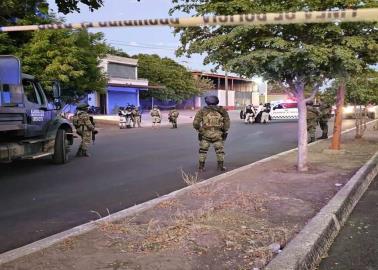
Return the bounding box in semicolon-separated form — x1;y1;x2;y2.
191;71;259;110
88;55;148;114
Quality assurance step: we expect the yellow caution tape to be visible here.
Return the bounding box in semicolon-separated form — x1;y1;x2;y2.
1;8;377;32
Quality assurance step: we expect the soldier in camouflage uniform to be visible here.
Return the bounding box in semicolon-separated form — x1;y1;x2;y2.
318;100;332;139
193;96;230;172
150;105;161;128
73;103;95;157
306;101;319;143
168;108;179;128
132;107;142;128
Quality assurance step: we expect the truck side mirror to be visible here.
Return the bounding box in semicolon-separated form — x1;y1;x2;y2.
52;80;61;99
52;81;62;110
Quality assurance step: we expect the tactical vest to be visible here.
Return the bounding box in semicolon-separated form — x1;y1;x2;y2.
203;109;223;129
151;109;160;117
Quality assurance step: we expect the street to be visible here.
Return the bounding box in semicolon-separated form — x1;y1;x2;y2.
319;175;378;270
0;117;355;253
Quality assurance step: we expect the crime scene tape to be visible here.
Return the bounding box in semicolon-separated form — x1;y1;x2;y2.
0;8;377;32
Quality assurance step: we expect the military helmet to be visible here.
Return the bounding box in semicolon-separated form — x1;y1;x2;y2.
205;95;219;106
77;103;89;110
153;105;158;109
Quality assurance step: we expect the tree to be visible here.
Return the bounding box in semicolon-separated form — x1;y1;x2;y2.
0;0;103;21
54;0;104;14
345;71;378;138
137;54;201;102
0;0;53;54
193;77;215;93
0;0;104;53
19;29;108;97
171;0;378;171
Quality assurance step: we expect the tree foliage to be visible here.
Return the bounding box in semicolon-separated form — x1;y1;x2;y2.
170;0;378;171
137;54;201;102
19;29;108;96
0;0;108;98
345;70;378;105
0;0;104;22
0;0;54;54
54;0;104;14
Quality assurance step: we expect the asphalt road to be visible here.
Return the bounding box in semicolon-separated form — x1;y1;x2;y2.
319;175;378;270
0;116;355;253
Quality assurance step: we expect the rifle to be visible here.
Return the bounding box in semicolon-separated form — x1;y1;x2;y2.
89;116;98;144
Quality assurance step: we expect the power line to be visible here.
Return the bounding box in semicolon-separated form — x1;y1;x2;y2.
108;40;178;51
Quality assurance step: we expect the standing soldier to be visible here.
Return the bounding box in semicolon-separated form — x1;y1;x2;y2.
193;96;230;172
318;99;332;139
306;100;319;143
73;103;95;157
150;105;161;128
168;108;180;128
132;107;142;128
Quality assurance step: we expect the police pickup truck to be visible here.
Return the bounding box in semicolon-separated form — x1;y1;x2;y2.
0;55;74;163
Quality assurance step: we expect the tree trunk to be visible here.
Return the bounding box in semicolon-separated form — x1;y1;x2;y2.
296;84;308;172
330;80;346;150
355;105;368;139
355;105;362;139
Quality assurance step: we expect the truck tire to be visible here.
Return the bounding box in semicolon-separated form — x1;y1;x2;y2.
52;129;68;164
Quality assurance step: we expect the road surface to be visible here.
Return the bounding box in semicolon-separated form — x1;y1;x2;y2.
319;175;378;270
0;116;355;253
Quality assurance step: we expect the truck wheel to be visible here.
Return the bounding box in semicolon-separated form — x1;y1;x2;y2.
52;129;68;164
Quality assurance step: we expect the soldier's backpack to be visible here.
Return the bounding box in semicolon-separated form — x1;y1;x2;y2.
203;109;223;129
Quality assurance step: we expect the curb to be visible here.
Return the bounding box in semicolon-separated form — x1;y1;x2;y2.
0;120;376;265
265;151;378;270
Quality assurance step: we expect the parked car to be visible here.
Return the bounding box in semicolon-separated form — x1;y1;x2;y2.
270;102;299;120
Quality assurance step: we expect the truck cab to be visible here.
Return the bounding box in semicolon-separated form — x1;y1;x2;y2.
0;55;74;163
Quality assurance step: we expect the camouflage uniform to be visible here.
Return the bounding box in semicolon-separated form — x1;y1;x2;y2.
306;103;319;143
318;102;332;139
73;104;95;157
193;100;230;171
168;109;179;128
150;107;161;128
132;107;142;128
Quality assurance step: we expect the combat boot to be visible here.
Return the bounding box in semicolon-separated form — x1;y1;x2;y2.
82;150;90;157
198;161;205;172
217;161;226;172
76;148;83;157
308;137;316;143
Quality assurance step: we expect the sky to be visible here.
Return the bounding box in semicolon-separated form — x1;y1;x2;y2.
47;0;211;72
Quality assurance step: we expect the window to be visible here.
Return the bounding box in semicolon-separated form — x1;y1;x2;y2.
108;63;137;79
0;84;23;106
23;80;42;105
